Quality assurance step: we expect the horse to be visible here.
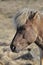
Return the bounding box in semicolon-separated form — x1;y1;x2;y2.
10;9;43;53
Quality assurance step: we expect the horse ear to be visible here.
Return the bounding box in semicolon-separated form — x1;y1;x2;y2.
29;11;37;20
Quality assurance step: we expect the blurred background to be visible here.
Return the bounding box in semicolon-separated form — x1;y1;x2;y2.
0;0;43;65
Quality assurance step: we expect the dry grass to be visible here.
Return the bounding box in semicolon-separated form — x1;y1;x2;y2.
0;0;43;65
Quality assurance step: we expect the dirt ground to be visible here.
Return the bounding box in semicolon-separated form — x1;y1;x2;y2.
0;0;43;65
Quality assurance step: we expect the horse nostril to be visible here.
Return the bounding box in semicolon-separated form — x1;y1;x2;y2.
10;44;16;52
12;46;16;51
12;46;16;52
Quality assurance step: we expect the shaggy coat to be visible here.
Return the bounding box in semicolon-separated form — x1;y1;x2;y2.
10;9;43;52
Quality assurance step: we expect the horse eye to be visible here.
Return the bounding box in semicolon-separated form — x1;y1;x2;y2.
17;26;25;34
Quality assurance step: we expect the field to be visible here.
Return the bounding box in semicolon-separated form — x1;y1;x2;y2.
0;0;43;65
